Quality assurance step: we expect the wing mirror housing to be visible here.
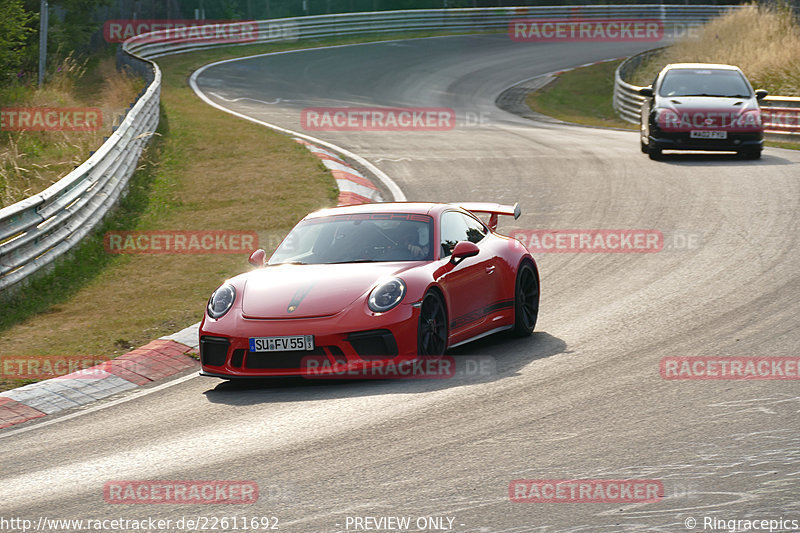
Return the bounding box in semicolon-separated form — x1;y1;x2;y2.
248;249;267;267
638;86;654;97
755;89;768;100
450;241;479;264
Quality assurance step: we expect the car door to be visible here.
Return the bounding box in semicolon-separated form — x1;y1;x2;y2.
436;210;500;342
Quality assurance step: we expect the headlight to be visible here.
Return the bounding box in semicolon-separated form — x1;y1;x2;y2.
654;108;680;130
368;278;406;313
207;283;236;318
737;109;762;130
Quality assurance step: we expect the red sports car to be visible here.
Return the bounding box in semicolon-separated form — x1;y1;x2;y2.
198;202;539;378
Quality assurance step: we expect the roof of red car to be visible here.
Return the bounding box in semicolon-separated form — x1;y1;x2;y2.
305;202;450;219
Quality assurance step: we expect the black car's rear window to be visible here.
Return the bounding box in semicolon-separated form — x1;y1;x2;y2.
658;69;752;98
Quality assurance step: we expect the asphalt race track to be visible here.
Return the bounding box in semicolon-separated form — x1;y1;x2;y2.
2;34;799;532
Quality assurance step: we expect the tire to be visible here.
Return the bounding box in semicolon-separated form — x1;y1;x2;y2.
640;138;648;154
648;145;662;160
512;261;539;337
417;290;448;355
739;149;761;160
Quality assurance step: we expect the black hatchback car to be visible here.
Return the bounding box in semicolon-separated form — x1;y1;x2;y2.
639;63;767;159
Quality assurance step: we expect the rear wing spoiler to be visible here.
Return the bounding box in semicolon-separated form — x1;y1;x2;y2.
457;202;521;231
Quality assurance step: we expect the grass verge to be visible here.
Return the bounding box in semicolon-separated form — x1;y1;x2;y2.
526;43;800;151
628;3;800;95
525;59;636;131
0;38;359;391
0;54;144;206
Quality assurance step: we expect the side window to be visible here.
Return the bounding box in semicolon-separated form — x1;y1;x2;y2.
440;212;486;256
440;212;468;257
463;214;487;244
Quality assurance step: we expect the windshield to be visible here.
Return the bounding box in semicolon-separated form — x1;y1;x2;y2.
658;69;752;98
269;213;434;264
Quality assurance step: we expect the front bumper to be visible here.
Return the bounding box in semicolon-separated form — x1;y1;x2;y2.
198;303;420;377
649;131;763;152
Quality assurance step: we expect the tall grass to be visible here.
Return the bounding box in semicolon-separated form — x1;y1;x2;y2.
0;55;143;207
632;3;800;95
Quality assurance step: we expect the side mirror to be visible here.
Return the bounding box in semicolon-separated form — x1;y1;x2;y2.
638;87;654;97
248;249;267;267
755;89;768;100
450;241;479;264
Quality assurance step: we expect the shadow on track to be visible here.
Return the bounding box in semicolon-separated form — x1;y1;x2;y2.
651;151;793;166
201;331;567;406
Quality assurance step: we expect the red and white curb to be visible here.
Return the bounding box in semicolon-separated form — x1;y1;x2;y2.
0;328;200;429
294;138;383;205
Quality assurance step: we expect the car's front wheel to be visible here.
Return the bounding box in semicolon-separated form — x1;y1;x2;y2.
418;290;448;355
512;261;539;337
648;144;662;160
739;148;762;160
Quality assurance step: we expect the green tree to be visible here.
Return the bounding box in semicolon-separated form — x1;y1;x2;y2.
0;0;36;79
47;0;111;56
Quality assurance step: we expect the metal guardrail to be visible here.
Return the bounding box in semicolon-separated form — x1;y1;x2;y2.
1;5;743;293
123;5;738;58
0;54;160;293
613;48;800;134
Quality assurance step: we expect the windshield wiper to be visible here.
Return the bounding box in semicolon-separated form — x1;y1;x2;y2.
680;93;748;98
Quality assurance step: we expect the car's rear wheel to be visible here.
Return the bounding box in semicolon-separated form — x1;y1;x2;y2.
512;261;539;337
418;291;447;355
640;136;648;154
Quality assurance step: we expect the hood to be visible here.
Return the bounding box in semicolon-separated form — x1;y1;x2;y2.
240;262;414;319
655;96;761;132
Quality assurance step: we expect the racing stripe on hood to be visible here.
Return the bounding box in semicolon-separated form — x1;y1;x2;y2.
287;282;315;313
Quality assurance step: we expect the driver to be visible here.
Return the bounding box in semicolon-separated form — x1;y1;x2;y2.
401;224;428;259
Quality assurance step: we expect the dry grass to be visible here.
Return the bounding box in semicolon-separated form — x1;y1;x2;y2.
631;3;800;95
0;55;144;207
0;49;336;375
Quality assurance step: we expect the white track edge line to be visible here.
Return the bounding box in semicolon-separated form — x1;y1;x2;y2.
187;45;406;202
0;372;200;439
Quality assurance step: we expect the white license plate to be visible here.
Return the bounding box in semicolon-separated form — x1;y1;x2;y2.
690;130;727;139
249;335;314;352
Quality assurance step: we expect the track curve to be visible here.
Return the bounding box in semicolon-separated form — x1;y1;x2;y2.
1;34;799;532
